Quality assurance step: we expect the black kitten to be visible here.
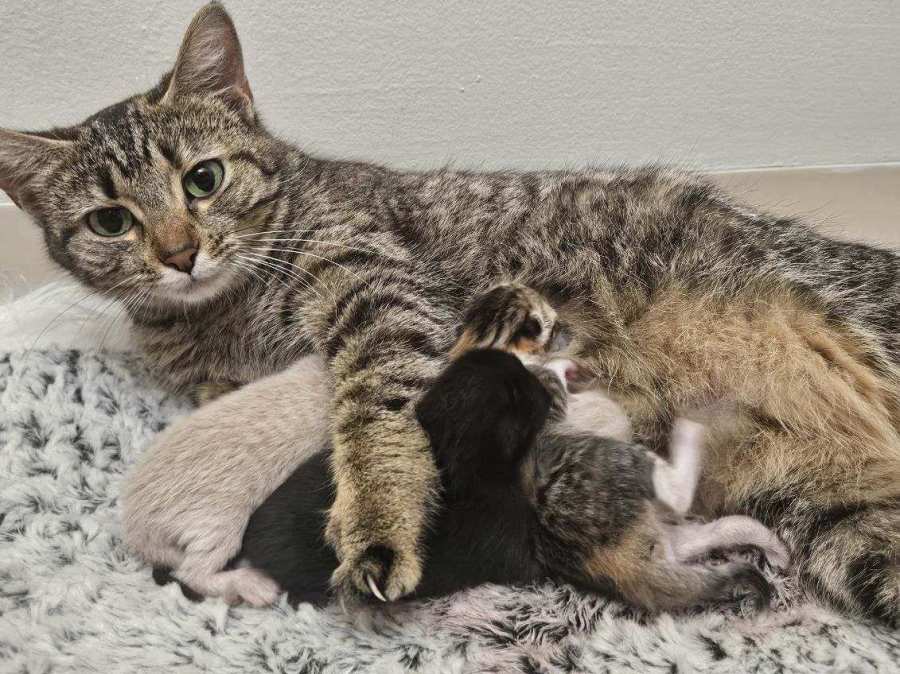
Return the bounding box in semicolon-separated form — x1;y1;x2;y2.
239;349;551;604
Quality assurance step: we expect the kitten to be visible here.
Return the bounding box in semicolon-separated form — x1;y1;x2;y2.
133;282;784;609
240;285;787;610
520;359;788;611
121;355;332;606
448;286;791;609
3;3;898;619
240;349;551;605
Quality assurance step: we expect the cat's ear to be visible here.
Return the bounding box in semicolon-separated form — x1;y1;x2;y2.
162;3;254;118
0;128;71;212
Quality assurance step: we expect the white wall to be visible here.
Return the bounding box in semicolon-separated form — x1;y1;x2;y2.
0;1;898;174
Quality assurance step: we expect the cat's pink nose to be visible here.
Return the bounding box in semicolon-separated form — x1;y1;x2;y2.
162;245;198;274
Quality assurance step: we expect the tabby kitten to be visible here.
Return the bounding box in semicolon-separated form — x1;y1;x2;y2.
1;3;898;621
446;286;789;609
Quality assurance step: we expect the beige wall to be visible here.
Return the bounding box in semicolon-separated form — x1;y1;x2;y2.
0;1;898;173
713;166;900;250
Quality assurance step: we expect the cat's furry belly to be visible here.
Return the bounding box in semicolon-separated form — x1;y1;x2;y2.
569;286;900;513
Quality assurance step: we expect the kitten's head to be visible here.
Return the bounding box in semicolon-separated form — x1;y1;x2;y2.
0;3;286;309
415;349;553;490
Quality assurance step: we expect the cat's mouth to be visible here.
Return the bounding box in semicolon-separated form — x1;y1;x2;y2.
155;251;234;304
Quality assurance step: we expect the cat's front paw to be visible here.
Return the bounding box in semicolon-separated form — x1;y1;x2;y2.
326;507;422;603
331;543;421;604
450;282;563;358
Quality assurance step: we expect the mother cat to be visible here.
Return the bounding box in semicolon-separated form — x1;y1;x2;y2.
1;3;897;622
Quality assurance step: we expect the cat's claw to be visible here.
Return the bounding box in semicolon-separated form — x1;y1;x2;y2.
331;542;420;603
367;574;387;602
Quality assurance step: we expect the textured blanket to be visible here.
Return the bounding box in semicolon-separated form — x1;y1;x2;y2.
1;284;898;673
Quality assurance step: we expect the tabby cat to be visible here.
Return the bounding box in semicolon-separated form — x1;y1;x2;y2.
1;3;898;622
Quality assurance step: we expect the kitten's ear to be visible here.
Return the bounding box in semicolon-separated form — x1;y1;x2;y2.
493;377;550;469
163;2;254;117
0;128;71;212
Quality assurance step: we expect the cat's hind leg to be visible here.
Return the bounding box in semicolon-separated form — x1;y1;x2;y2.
651;418;705;514
666;516;791;570
582;509;773;612
172;525;280;606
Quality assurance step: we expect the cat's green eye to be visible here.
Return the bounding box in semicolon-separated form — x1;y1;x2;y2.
87;207;135;237
183;159;225;199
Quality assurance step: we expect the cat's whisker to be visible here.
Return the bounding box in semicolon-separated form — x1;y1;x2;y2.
247;246;371;291
249;238;380;256
264;262;337;321
227;259;266;290
226;257;268;288
89;289;134;349
237;250;324;291
97;287;146;352
235;252;308;288
126;286;154;323
235;253;326;304
238;251;341;329
27;288;103;354
230;255;322;351
230;227;320;240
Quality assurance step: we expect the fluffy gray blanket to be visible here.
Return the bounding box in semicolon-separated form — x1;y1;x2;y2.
1;347;898;673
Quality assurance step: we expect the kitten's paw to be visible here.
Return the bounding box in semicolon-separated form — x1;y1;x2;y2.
331;542;421;603
726;564;773;612
191;381;239;406
451;282;562;358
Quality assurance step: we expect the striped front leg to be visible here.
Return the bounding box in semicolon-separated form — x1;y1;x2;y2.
319;276;453;601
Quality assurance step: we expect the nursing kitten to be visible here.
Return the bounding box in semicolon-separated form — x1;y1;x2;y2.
242;286;787;610
2;3;898;620
123;283;622;606
440;287;790;609
121;355;331;606
240;349;551;606
138;282;785;610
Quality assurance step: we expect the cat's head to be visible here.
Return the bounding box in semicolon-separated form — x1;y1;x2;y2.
0;3;288;309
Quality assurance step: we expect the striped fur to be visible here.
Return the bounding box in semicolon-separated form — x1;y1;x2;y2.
1;3;898;618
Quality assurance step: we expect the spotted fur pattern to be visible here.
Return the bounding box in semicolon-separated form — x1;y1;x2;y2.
1;3;898;618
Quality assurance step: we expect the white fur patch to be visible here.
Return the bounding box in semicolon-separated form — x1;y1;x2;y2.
0;280;135;352
653;419;704;514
